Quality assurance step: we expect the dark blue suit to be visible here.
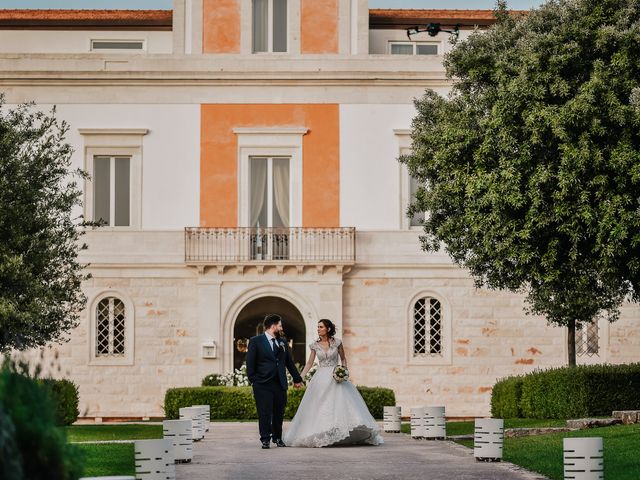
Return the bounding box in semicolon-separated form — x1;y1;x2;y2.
246;334;302;443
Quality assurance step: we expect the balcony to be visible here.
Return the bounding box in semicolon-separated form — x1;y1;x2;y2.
185;227;356;267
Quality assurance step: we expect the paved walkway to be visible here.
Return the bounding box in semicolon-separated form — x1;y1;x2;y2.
176;422;548;480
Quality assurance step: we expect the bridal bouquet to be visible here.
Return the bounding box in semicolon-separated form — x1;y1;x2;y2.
332;365;349;383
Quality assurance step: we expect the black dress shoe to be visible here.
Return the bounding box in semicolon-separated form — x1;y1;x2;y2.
261;441;270;449
274;439;287;447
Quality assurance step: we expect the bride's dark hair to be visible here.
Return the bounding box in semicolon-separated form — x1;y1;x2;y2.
318;318;336;341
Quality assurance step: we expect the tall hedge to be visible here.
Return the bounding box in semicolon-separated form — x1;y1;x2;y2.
491;363;640;419
165;385;395;420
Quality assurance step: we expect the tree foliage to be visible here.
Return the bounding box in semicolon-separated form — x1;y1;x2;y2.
0;97;89;351
404;0;640;349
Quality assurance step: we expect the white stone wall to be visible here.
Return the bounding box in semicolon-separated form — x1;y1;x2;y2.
0;30;172;54
28;230;640;418
26;104;201;230
45;270;200;418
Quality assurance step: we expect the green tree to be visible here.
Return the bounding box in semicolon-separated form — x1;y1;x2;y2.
0;98;89;351
403;0;640;366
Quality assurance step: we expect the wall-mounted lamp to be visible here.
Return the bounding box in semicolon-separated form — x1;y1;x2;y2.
407;23;460;41
202;340;218;359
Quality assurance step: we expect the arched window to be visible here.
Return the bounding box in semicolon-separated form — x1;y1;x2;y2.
96;297;127;357
90;291;134;365
407;291;451;365
413;297;443;357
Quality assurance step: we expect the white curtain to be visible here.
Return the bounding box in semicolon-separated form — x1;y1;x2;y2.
250;159;267;227
273;158;290;227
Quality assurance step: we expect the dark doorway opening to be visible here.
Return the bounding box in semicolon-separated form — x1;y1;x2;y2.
233;296;306;370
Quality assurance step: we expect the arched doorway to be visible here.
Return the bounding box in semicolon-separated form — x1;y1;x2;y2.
233;296;307;370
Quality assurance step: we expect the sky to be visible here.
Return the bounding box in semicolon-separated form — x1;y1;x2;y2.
0;0;546;10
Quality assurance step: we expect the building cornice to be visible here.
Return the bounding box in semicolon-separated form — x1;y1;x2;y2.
0;54;450;86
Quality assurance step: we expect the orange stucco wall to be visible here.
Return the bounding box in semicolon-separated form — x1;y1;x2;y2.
200;104;340;228
300;0;339;54
203;0;240;53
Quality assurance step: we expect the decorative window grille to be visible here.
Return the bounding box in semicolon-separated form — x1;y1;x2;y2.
96;297;126;357
413;297;442;357
576;321;599;357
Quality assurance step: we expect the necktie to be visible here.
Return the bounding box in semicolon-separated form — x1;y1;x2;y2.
271;338;279;355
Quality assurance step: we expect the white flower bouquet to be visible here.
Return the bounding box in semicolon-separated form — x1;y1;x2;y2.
332;365;349;383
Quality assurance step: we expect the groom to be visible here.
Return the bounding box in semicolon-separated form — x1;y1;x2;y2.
246;313;304;449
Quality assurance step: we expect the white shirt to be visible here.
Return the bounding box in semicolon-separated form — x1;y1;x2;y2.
264;332;277;351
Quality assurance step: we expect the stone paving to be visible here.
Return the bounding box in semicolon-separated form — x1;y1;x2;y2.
176;422;549;480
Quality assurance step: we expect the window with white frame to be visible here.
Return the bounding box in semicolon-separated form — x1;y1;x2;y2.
89;291;135;365
79;129;147;230
234;127;305;260
407;291;451;365
396;130;428;229
389;41;438;56
252;0;288;53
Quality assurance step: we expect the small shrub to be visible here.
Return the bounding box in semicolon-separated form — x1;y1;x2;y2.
491;376;523;418
46;378;80;426
355;386;396;419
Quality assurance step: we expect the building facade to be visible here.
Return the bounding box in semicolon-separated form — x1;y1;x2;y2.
1;2;639;419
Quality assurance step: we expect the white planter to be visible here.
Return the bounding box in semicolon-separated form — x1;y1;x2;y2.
383;406;401;432
563;437;604;480
179;407;204;441
474;418;504;461
162;419;193;463
410;407;425;439
424;406;446;439
134;439;175;480
192;404;211;431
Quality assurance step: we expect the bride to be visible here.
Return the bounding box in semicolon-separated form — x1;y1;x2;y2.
283;319;383;447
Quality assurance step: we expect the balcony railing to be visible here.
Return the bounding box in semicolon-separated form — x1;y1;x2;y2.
185;227;356;264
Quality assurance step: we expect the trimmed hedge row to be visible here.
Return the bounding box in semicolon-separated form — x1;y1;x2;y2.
491;363;640;419
165;385;395;420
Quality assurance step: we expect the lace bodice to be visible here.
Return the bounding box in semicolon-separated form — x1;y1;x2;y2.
310;338;342;367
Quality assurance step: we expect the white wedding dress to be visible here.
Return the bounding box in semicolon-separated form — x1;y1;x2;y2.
283;338;383;447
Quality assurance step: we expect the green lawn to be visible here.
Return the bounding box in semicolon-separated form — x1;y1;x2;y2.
75;443;135;477
64;424;163;442
501;424;640;480
399;419;640;479
63;425;163;477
